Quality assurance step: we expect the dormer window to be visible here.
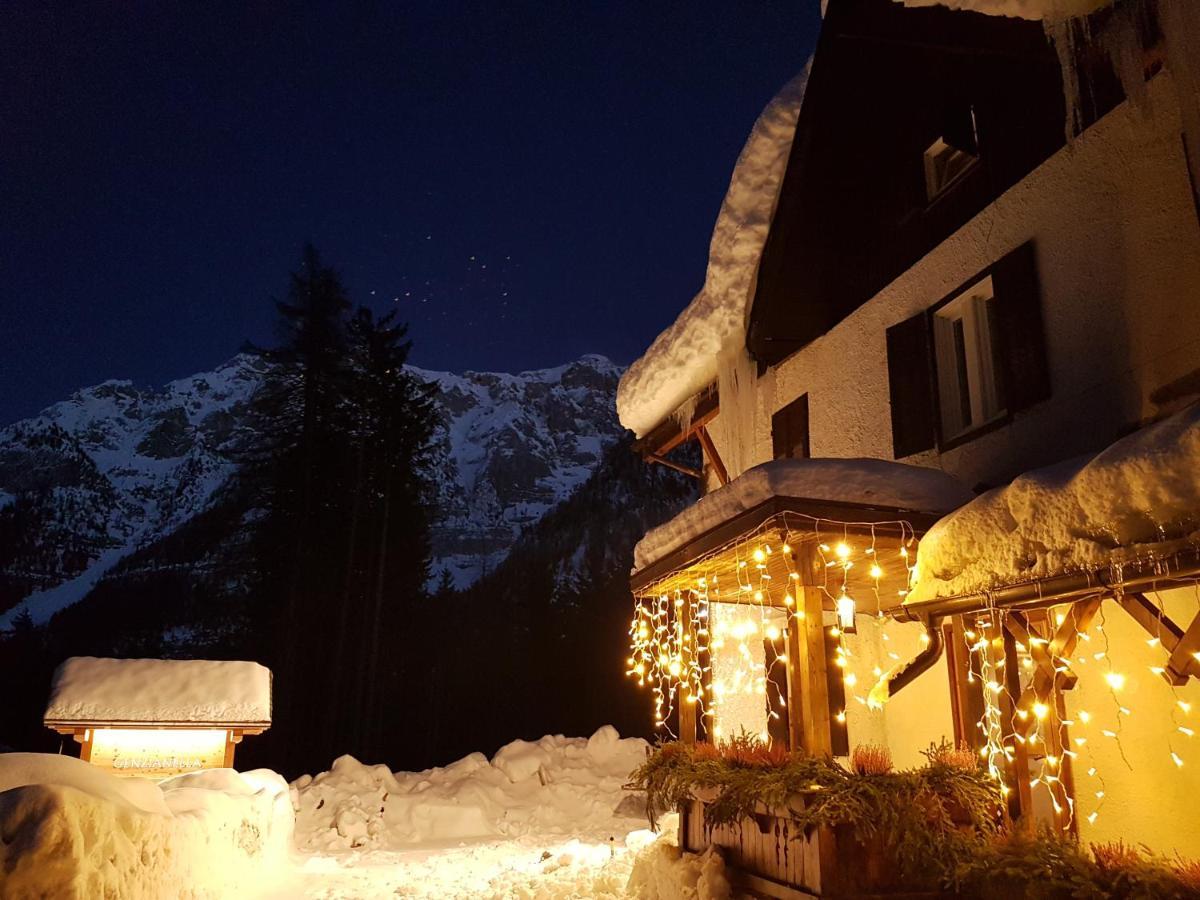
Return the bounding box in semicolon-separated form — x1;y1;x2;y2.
923;105;980;203
923;136;978;202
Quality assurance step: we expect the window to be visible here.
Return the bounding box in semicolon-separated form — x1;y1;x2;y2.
931;276;1005;442
885;241;1050;459
772;394;810;460
923;105;979;203
923;137;978;202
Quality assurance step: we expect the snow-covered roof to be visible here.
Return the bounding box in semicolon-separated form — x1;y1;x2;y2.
909;405;1200;603
889;0;1111;23
45;657;272;726
615;68;810;438
633;458;974;573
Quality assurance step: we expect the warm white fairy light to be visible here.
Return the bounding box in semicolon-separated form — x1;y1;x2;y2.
628;514;920;744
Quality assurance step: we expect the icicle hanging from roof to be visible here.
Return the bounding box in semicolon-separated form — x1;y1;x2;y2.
616;66;811;439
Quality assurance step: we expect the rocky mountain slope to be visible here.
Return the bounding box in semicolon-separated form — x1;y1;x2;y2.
0;353;626;627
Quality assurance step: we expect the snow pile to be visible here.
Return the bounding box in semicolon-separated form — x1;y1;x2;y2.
910;405;1200;602
616;69;809;439
634;458;974;573
0;752;292;899
292;726;651;852
45;656;272;725
294;814;727;899
890;0;1110;22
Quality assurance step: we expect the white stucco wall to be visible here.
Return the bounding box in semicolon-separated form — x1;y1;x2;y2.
1064;588;1200;857
841;616;957;770
705;70;1200;491
693;72;1200;848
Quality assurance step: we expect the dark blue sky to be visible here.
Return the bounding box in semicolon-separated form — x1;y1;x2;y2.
1;2;819;424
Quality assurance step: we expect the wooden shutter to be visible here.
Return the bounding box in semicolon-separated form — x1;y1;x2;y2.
992;241;1051;412
772;394;810;460
886;312;936;458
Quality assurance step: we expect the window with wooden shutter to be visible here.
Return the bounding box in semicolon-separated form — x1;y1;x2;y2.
887;239;1050;456
886;312;937;458
772;394;810;460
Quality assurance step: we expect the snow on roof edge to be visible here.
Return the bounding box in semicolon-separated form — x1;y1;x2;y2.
633;458;974;574
616;66;811;438
908;404;1200;604
888;0;1112;23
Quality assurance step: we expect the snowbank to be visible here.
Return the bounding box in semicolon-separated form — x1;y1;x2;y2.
634;458;974;573
890;0;1110;22
45;656;272;725
294;813;727;899
616;69;809;439
291;726;650;852
910;405;1200;602
0;753;292;899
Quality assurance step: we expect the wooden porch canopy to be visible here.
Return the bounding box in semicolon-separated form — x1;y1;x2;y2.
631;494;941;608
629;489;947;760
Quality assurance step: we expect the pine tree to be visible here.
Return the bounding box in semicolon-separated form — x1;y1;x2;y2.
240;248;439;774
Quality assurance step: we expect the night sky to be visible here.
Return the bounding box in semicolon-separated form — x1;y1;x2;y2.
1;2;819;424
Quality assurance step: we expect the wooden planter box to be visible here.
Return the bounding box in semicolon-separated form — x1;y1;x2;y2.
680;791;953;899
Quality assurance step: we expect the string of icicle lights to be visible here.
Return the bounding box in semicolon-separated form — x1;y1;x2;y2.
626;512;918;743
628;516;1200;833
963;585;1200;831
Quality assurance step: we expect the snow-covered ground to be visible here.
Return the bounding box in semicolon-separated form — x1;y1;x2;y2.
0;753;293;898
288;727;731;898
0;727;728;900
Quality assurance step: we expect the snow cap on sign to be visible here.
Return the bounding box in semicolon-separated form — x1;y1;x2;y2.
45;657;272;726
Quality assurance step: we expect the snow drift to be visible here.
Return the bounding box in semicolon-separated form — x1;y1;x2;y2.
291;725;651;851
633;458;974;573
616;69;809;439
0;753;292;899
910;404;1200;602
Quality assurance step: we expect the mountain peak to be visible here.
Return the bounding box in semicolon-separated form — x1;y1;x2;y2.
0;350;625;626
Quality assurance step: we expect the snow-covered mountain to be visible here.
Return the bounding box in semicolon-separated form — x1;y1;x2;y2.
0;353;626;627
415;354;626;586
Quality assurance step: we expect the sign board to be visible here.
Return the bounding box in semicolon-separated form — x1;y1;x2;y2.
86;728;230;778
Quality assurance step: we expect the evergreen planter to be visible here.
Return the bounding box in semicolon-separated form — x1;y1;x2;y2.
680;789;958;899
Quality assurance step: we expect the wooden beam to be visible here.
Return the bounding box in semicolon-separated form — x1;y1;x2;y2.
1001;622;1034;824
790;584;834;758
1118;593;1185;645
1167;610;1200;685
695;425;730;486
1007;598;1101;735
646;453;703;480
634;385;719;457
949;616;986;752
